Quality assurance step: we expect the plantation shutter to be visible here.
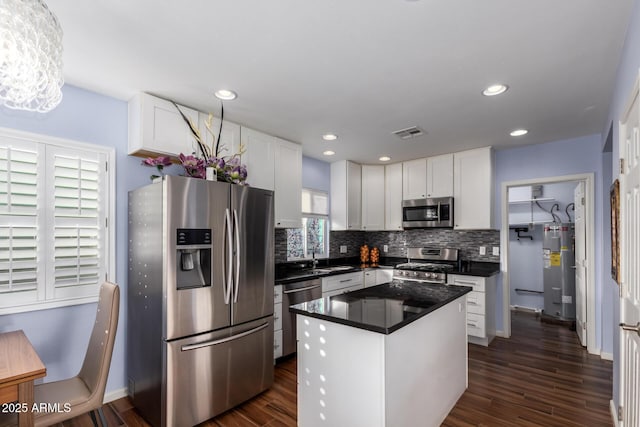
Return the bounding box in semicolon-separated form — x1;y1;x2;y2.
0;129;112;314
46;146;107;300
0;139;44;304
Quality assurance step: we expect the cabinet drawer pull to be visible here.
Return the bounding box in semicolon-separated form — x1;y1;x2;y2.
339;278;353;283
468;301;478;305
455;280;477;286
467;322;478;327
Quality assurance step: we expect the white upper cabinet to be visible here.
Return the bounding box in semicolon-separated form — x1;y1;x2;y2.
240;127;275;191
128;93;201;157
453;147;494;229
331;160;362;230
361;165;385;230
402;158;427;200
197;112;241;160
274;138;302;229
426;153;454;198
384;163;403;231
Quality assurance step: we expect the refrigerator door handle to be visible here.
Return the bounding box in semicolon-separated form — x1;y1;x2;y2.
224;208;233;304
233;209;241;303
180;322;270;351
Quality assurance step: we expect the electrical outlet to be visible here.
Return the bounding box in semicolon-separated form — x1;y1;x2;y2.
383;245;388;253
479;246;486;256
340;245;347;254
492;246;500;256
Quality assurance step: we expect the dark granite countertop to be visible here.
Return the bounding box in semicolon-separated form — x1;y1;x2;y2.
289;280;472;334
275;258;499;284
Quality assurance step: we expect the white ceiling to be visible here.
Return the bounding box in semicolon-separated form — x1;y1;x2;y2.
46;0;634;164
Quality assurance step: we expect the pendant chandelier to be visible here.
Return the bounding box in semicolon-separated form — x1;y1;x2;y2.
0;0;64;113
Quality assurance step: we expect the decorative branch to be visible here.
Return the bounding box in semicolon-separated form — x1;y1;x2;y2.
171;100;210;159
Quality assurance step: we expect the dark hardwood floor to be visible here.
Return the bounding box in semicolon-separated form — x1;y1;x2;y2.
63;311;613;427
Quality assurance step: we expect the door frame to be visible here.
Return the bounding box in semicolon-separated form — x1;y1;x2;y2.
499;173;597;354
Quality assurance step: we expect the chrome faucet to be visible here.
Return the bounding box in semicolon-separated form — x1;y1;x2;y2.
311;250;319;269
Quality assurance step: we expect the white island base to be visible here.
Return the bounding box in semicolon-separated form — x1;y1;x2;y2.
296;296;468;427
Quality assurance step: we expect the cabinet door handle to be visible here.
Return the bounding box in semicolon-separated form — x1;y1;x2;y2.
455;280;477;286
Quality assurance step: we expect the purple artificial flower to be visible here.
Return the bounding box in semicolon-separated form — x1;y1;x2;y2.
141;156;174;180
179;153;206;179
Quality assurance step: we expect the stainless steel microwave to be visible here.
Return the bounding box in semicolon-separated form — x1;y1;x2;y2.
402;197;454;228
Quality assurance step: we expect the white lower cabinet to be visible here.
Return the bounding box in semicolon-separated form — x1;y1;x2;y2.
364;270;376;287
364;268;394;288
322;271;364;297
447;274;496;346
274;285;283;360
376;268;394;285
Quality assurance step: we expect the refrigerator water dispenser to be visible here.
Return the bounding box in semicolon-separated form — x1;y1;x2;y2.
176;228;212;289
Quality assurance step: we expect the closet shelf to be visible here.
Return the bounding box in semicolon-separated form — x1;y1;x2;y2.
508;198;556;205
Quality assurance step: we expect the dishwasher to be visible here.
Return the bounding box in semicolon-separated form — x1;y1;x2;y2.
282;278;322;357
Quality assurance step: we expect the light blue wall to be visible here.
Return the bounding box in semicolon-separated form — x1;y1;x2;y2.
0;85;156;394
602;0;640;410
494;134;605;353
302;156;330;192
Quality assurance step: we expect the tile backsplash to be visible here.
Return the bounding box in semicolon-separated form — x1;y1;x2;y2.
275;228;500;264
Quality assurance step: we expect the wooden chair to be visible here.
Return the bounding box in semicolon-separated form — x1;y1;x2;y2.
33;282;120;427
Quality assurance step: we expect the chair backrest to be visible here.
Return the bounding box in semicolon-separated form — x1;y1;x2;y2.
78;282;120;401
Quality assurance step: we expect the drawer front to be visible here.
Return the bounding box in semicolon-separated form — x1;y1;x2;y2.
274;329;283;359
274;302;282;331
274;285;283;304
449;275;485;292
322;272;363;293
466;291;485;315
467;312;486;338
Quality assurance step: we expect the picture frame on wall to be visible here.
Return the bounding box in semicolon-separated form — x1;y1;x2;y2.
610;179;620;284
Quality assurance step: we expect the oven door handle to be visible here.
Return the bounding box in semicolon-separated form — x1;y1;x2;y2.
283;284;322;294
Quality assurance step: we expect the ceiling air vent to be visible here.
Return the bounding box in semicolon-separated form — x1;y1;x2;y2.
392;126;425;140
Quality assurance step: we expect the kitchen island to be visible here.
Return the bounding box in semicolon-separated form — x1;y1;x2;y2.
290;280;472;427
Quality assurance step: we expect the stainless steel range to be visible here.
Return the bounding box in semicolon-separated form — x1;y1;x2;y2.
393;247;459;284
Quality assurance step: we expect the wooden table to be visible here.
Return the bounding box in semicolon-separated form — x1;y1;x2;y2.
0;330;46;427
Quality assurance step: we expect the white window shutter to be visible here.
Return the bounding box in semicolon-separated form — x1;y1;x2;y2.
45;147;107;300
0;138;45;304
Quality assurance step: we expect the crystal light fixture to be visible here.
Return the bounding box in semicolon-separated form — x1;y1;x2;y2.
0;0;64;112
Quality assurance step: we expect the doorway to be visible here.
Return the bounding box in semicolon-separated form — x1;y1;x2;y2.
500;173;597;354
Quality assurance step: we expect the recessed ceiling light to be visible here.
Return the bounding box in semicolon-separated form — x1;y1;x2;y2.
323;150;335;156
379;156;391;162
322;133;338;141
214;89;237;100
482;84;509;97
510;129;528;137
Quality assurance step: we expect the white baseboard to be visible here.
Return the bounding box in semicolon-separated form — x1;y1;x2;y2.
510;305;542;313
601;351;614;361
495;330;508;338
610;399;620;427
104;387;128;403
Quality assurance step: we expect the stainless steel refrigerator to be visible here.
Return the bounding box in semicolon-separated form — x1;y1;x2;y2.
542;223;576;320
127;176;274;427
